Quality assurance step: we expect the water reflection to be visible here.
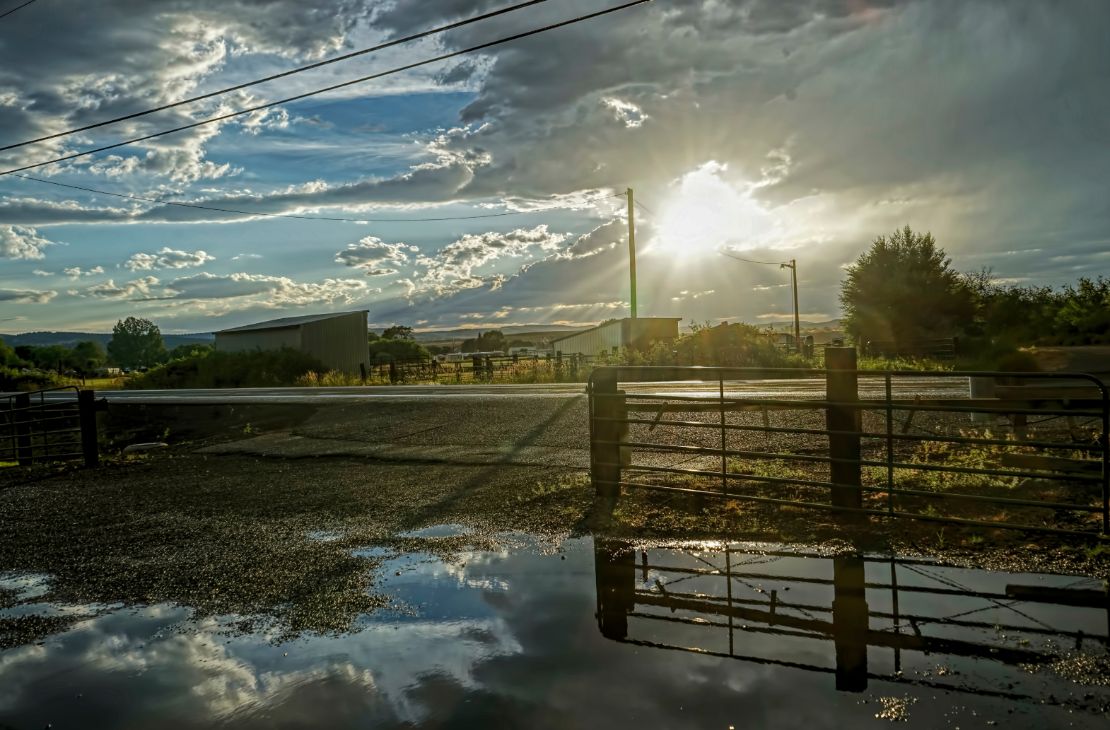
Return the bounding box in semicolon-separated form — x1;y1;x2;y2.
1;535;1108;728
594;540;1109;704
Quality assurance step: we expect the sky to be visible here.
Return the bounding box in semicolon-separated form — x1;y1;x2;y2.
1;0;1108;334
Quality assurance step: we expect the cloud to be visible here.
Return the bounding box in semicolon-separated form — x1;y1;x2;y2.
85;276;160;300
124;247;215;271
0;288;57;303
62;265;105;279
161;272;371;307
335;237;417;276
0;225;57;260
412;225;567;297
601;97;648;129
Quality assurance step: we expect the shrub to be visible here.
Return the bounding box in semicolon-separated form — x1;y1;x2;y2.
126;348;327;389
0;367;66;392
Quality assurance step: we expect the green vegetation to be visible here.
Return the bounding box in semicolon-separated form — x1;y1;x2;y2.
841;226;974;348
127;347;326;389
461;329;509;353
108;316;166;369
841;225;1110;366
627;321;806;369
368;326;430;362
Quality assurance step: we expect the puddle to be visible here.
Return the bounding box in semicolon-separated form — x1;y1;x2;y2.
396;523;474;538
0;535;1107;728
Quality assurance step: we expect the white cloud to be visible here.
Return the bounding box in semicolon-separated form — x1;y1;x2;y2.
0;225;56;260
162;272;371;307
0;288;57;303
85;276;160;300
124;247;215;271
413;225;567;297
601;97;649;129
63;265;105;279
335;237;417;276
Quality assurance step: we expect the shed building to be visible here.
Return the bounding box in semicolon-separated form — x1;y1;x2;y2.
551;317;681;357
214;310;369;374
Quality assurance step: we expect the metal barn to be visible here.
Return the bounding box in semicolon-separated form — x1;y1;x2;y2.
551;317;681;357
214;310;369;374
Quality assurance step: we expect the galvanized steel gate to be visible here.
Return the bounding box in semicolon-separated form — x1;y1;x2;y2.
1;387;100;467
588;350;1110;536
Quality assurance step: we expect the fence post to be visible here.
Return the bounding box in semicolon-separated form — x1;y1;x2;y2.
591;369;625;511
14;393;31;466
825;347;862;515
78;389;99;467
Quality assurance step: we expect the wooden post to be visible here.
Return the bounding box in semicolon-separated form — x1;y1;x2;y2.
832;555;869;692
591;369;625;511
78;389;99;467
825;347;862;513
594;539;636;640
14;393;31;466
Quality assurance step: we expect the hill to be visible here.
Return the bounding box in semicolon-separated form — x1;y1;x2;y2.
0;331;215;349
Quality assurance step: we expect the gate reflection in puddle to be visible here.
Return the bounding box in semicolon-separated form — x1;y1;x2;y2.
594;540;1109;700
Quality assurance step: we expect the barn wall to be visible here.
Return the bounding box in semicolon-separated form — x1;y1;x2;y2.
551;320;624;357
215;327;301;354
300;311;368;373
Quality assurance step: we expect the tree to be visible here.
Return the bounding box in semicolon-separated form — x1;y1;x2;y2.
368;336;429;362
71;340;106;375
381;325;414;340
461;330;508;353
168;343;213;360
840;226;973;348
108;317;166;368
0;337;21;367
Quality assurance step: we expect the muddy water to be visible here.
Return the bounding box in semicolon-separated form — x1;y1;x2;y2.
1;533;1107;728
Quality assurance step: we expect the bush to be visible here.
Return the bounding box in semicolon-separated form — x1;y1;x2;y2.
643;322;804;369
126;348;327;389
0;367;66;392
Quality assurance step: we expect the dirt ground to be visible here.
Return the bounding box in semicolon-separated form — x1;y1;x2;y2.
1;399;1108;643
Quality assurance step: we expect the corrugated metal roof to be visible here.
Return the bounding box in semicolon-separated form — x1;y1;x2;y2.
215;310;367;334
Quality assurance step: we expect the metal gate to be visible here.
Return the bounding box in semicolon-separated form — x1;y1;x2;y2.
588;352;1109;536
1;387;100;467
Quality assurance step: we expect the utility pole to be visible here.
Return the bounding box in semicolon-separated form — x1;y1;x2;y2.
721;251;804;355
782;258;800;352
626;187;637;319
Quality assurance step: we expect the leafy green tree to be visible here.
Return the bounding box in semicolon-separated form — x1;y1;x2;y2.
71;340;106;375
461;330;508;353
21;344;72;372
840;226;974;347
381;325;414;340
0;337;21;367
168;343;213;360
108;317;166;368
368;336;429;362
1054;277;1110;344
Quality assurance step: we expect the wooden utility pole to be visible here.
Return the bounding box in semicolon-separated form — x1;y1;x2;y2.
626;187;637;319
784;258;800;351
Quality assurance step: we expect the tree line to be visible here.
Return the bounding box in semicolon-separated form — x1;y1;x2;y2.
840;225;1110;363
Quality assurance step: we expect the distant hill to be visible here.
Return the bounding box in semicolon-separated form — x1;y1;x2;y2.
0;331;215;349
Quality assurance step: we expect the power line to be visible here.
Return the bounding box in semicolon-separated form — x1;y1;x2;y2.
0;0;652;176
11;172;601;223
720;250;789;267
0;0;549;153
0;0;37;21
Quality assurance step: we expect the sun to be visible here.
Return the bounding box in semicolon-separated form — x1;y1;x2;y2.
651;161;773;261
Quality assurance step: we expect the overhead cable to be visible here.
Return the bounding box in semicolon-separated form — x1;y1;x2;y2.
0;0;549;153
0;0;37;21
0;0;653;176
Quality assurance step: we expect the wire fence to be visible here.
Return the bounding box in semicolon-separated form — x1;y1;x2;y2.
595;540;1110;701
0;386;100;467
588;354;1110;536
